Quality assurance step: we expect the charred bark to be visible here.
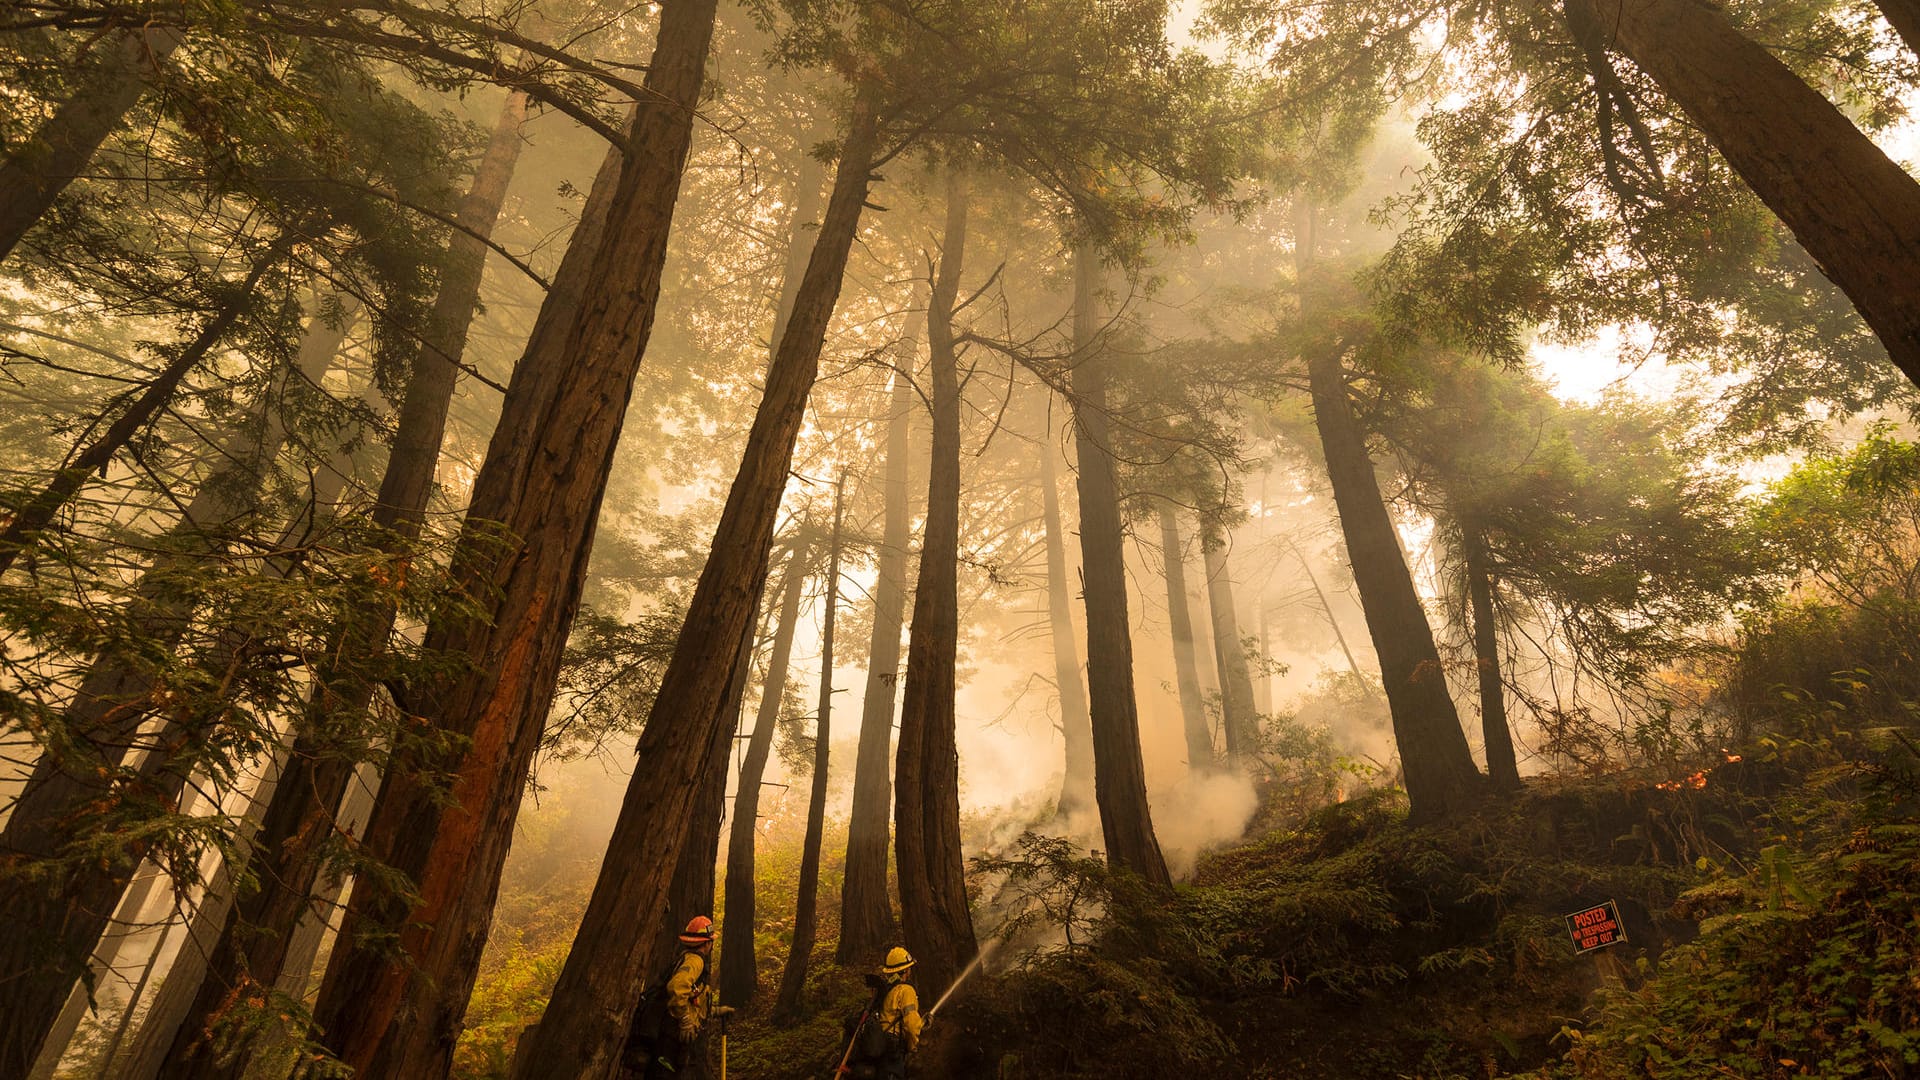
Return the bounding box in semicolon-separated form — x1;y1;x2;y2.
775;478;844;1018
717;544;808;1008
1041;428;1095;819
1461;528;1520;791
499;89;879;1080
1065;244;1170;887
837;327;918;965
0;25;183;262
896;167;981;996
1157;504;1212;771
1562;0;1920;385
310;5;722;1071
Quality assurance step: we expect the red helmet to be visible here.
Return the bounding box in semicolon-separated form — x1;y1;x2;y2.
679;915;715;946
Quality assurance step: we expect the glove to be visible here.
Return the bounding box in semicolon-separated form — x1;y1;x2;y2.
711;1006;736;1019
677;1015;701;1042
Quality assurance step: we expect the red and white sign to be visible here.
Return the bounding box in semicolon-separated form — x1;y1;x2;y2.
1565;901;1626;954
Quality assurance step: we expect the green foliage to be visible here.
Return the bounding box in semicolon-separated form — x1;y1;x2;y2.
1529;746;1920;1079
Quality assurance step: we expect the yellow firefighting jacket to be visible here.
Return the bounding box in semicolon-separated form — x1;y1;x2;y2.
665;950;712;1032
877;980;923;1053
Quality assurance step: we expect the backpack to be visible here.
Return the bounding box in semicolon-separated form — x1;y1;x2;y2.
623;954;703;1064
853;984;902;1064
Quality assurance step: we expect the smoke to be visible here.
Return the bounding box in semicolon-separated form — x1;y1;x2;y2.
1148;767;1259;879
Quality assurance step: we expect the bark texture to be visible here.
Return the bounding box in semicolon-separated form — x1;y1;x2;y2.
310;6;720;1072
647;583;762;982
1156;504;1212;771
837;337;918;965
895;168;981;996
1065;244;1170;887
1564;0;1920;385
775;479;844;1018
717;546;808;1008
500;90;879;1080
1461;529;1521;791
0;25;183;262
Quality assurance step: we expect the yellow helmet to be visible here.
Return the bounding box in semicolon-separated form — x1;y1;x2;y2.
880;947;914;975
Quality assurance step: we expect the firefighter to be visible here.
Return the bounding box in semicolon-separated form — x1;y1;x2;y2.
869;947;924;1079
625;916;721;1079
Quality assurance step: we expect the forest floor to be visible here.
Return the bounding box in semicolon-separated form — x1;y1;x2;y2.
711;721;1917;1080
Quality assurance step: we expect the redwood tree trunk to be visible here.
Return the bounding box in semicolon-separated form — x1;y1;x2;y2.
1065;244;1170;887
0;286;339;1078
501;89;880;1080
717;544;808;1008
895;167;980;997
1157;504;1212;771
716;153;830;1004
1563;0;1920;385
1041;427;1095;819
649;579;763;972
309;4;722;1071
836;331;918;965
156;90;534;1080
1298;202;1480;821
1461;528;1520;791
1873;0;1920;57
0;25;183;263
1203;534;1260;761
775;478;844;1018
1304;347;1481;819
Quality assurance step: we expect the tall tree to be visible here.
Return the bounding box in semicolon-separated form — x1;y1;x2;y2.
503;88;882;1080
1459;525;1520;790
309;1;725;1070
774;476;844;1018
157;88;534;1080
1156;503;1212;770
1559;0;1920;385
0;282;345;1076
1064;243;1170;885
1296;207;1483;820
837;340;917;965
1041;421;1096;817
895;167;981;996
1202;532;1260;760
718;542;809;1008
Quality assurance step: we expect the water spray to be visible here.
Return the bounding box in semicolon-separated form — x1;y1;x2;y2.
928;941;997;1019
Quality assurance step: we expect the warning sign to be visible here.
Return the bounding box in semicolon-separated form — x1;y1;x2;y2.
1565;900;1626;954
